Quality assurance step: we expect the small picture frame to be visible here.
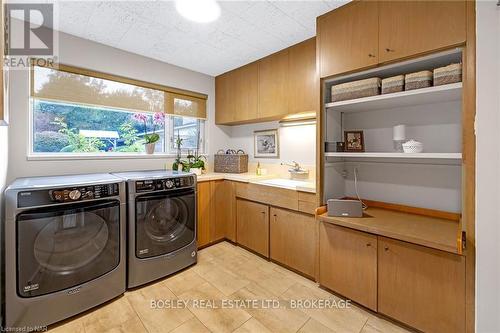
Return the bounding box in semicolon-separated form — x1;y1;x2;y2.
344;130;364;152
254;129;279;158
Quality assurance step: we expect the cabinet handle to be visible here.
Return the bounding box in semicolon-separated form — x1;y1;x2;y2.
385;48;394;52
368;53;375;58
366;243;371;247
384;246;389;251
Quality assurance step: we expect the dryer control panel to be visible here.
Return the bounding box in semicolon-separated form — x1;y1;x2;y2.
17;183;120;207
135;176;195;193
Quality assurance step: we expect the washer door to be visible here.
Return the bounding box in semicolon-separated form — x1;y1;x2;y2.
135;188;195;258
16;200;120;298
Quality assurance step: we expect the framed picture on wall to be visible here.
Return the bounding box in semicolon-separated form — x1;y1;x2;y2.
254;129;279;158
344;130;365;152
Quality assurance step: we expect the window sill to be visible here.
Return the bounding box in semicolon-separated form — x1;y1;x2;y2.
26;153;206;161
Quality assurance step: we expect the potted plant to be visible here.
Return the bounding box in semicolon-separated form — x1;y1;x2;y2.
133;112;165;154
172;131;184;172
186;150;206;175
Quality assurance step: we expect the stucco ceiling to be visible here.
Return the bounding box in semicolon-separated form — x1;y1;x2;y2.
53;0;348;76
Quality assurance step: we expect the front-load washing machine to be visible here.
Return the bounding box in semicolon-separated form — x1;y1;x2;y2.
112;170;197;288
4;173;126;328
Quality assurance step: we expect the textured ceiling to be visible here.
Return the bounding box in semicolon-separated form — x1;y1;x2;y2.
53;0;348;76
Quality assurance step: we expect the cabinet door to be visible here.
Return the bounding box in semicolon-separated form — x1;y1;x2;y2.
197;181;212;248
236;199;269;257
270;207;316;277
215;71;235;124
288;38;318;114
212;180;235;242
234;62;259;123
258;49;289;119
379;1;466;63
378;237;465;333
317;1;378;78
319;223;377;311
215;62;258;125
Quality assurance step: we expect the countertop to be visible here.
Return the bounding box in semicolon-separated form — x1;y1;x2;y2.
317;207;462;254
196;172;316;193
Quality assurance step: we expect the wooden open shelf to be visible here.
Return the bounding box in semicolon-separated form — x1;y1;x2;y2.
317;206;462;254
325;82;462;113
324;152;462;160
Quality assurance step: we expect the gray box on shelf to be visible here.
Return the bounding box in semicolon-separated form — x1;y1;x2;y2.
214;152;248;173
433;63;462;86
331;77;381;102
327;199;363;218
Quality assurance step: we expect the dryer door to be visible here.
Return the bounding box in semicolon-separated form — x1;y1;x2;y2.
16;200;121;297
135;188;195;259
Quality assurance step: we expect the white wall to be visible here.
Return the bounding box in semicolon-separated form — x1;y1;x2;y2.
476;1;500;332
6;28;230;183
219;121;316;166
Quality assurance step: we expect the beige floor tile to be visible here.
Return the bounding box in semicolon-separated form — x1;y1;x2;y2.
281;283;368;333
231;283;310;333
170;317;211;333
164;269;208;297
126;282;193;333
48;315;86;333
82;297;147;333
298;318;335;333
202;265;251;296
178;282;251;333
233;318;272;333
361;315;413;333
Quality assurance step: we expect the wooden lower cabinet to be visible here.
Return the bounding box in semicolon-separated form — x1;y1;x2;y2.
378;237;465;333
197;181;212;248
270;207;316;277
236;199;269;257
319;223;378;311
212;180;235;242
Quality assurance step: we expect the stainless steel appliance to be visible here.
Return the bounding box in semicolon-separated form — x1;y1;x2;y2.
112;171;197;288
4;174;126;328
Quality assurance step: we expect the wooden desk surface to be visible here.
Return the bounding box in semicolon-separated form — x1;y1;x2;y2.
317;207;462;254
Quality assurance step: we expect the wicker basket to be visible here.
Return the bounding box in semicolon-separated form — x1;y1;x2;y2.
433;63;462;86
331;77;381;102
405;70;433;91
214;150;248;173
382;75;405;94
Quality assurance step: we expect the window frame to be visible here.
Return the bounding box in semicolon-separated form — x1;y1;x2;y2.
28;62;208;160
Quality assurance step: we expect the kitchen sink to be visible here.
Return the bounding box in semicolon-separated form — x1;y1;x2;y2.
254;178;315;191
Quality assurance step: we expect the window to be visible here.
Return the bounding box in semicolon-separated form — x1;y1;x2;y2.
30;64;207;156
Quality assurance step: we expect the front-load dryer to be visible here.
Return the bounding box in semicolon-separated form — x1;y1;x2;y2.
4;173;126;328
112;170;197;288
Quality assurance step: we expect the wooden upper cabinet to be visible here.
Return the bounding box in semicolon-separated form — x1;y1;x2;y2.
215;71;234;124
379;1;466;63
378;237;465;333
258;49;289;120
319;223;378;311
317;0;379;78
288;38;318;114
215;62;258;125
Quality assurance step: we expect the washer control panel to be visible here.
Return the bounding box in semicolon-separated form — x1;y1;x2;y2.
17;183;120;207
135;176;195;193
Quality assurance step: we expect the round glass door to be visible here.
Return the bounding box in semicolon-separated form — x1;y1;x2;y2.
135;188;195;259
16;200;120;298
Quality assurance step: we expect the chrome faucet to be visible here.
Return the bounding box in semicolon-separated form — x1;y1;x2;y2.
281;161;308;174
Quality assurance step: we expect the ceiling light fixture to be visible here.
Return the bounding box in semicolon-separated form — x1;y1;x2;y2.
175;0;221;23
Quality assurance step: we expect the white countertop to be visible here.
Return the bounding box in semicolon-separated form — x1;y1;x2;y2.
196;172;316;193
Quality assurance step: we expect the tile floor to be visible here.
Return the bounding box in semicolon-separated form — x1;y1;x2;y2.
50;242;412;333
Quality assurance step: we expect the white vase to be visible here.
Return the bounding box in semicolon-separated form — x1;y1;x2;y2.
190;168;202;176
145;143;156;154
